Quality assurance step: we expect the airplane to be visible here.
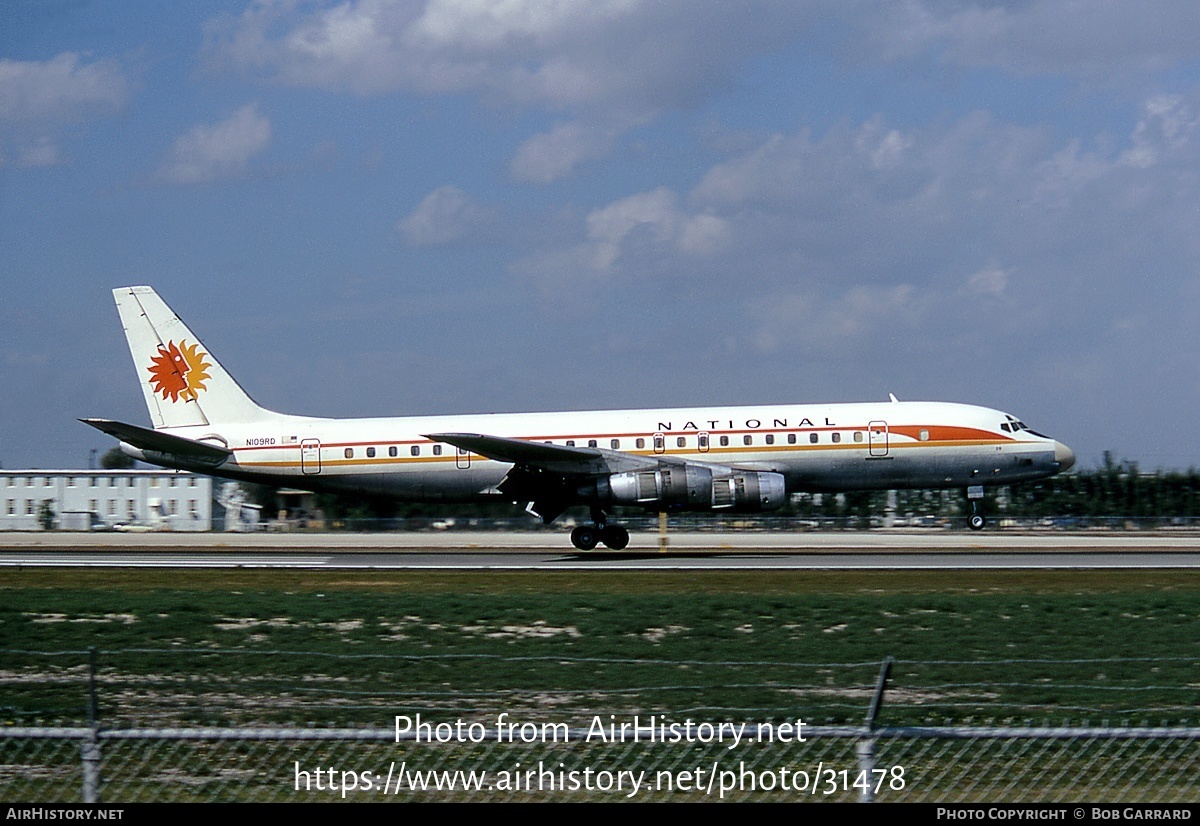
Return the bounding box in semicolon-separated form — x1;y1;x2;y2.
83;286;1076;549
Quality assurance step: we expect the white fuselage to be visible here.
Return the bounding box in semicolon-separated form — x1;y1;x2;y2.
147;399;1068;501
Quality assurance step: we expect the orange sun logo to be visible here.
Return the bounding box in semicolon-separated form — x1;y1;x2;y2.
147;340;212;403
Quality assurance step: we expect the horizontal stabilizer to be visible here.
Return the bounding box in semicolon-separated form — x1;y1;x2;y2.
80;418;232;464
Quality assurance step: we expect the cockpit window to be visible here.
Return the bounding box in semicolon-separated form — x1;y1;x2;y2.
1001;423;1011;432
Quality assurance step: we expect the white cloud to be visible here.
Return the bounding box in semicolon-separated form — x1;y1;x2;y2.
0;52;128;167
158;104;272;185
0;52;127;123
870;1;1200;80
1121;95;1196;169
965;264;1009;297
509;121;620;183
204;0;812;172
513;186;730;290
397;185;486;245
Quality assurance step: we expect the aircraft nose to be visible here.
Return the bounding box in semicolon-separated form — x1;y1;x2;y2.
1053;441;1076;472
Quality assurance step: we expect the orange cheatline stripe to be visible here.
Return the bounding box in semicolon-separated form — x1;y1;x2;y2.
235;437;1023;470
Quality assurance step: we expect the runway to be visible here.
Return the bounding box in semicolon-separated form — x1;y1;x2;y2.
1;530;1198;569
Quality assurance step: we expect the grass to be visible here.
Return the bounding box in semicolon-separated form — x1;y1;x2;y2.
2;568;1198;802
2;568;1198;728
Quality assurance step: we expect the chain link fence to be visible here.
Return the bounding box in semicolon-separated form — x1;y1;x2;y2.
3;650;1198;802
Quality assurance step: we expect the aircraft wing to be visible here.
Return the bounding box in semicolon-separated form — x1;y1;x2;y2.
426;431;763;524
80;418;232;465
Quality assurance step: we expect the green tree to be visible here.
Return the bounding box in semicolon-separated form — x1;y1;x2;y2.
100;447;135;469
37;500;56;531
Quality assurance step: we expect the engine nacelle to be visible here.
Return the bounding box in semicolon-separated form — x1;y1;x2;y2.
596;467;786;513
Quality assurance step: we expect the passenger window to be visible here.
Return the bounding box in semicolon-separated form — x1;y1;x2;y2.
919;429;930;441
636;438;645;449
743;435;752;446
344;448;354;459
677;437;686;448
854;431;864;443
566;440;575;447
588;439;598;448
788;433;796;445
611;439;620;449
831;432;841;443
366;447;376;458
433;445;442;456
765;434;774;445
720;435;729;446
411;446;420;456
699;434;709;448
809;433;819;444
389;446;398;457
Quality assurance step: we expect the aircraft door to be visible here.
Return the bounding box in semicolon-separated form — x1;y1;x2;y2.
456;447;471;469
301;439;321;474
868;421;889;457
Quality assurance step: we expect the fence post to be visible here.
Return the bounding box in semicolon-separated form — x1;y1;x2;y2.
82;647;100;803
858;657;893;803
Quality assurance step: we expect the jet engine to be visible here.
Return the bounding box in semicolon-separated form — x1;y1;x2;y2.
590;466;786;513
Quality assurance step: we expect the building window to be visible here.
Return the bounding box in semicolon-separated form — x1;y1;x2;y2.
389;446;398;457
6;500;13;515
366;447;376;458
89;500;98;512
108;501;117;515
344;448;354;459
26;500;34;515
810;433;819;444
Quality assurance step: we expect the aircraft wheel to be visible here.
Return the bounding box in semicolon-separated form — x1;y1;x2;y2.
571;525;599;550
601;524;629;550
968;513;986;531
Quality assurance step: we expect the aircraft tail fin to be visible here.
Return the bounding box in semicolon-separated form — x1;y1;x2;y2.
113;286;275;428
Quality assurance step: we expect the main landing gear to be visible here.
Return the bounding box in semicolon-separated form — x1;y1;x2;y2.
570;508;630;551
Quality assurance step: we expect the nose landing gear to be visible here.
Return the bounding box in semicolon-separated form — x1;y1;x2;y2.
966;484;987;531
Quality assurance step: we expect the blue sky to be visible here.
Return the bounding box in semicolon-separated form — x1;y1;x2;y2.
3;0;1200;472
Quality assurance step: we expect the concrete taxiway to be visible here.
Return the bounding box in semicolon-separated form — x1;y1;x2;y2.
0;530;1198;569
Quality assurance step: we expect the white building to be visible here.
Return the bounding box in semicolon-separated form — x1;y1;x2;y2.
0;470;214;531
